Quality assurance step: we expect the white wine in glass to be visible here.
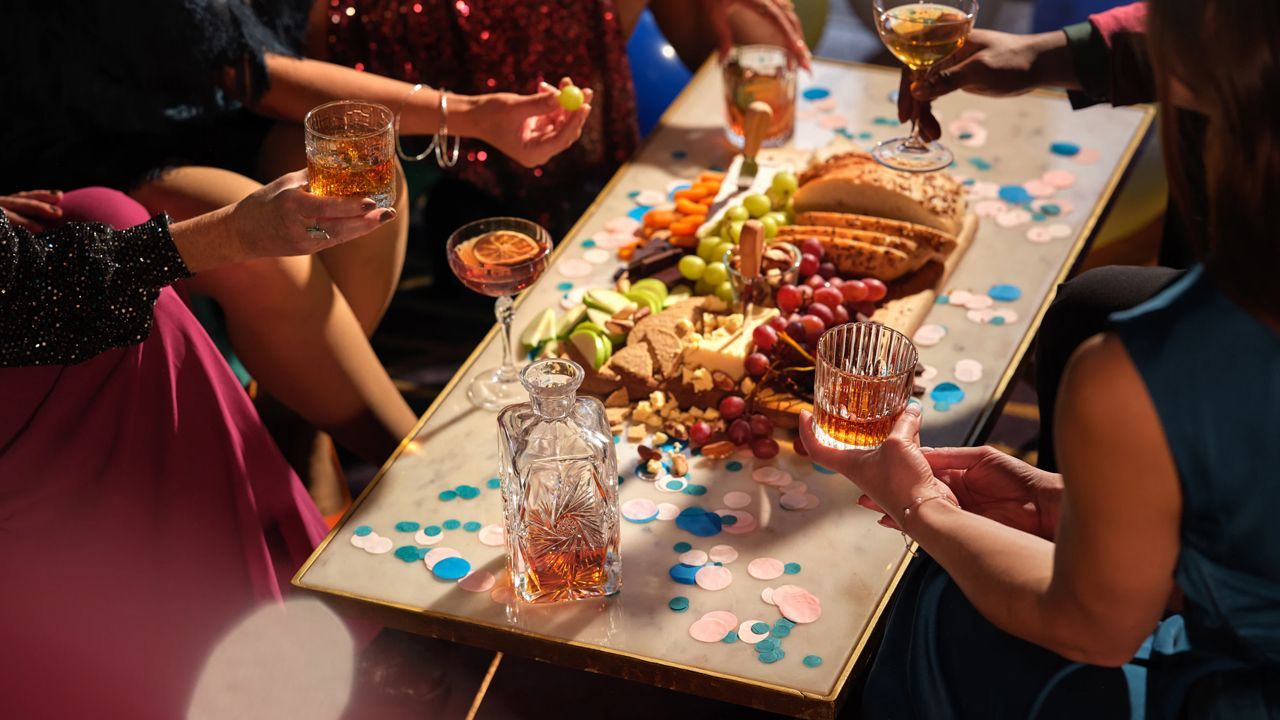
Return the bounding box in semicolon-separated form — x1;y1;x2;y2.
872;0;977;173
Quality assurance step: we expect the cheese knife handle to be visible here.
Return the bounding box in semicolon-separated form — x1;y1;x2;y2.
739;220;765;280
742;101;773;160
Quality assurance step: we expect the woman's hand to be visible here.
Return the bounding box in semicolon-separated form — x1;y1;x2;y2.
709;0;813;71
462;78;593;168
923;446;1064;539
898;29;1075;142
1;190;64;233
799;403;955;527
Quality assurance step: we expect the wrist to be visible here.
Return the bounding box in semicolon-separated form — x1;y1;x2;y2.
446;93;484;140
1027;30;1080;90
899;491;961;539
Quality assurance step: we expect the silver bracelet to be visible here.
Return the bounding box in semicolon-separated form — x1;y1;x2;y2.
395;83;438;162
434;90;460;168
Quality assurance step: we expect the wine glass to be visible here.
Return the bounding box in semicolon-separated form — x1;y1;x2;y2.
871;0;978;173
447;218;554;411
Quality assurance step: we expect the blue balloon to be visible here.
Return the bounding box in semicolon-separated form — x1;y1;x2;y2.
626;10;693;137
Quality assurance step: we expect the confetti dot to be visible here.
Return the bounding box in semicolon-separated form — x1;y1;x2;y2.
779;493;816;511
722;631;739;643
583;248;612;265
994;308;1019;324
695;565;733;591
771;619;793;638
784;562;802;575
459;570;496;593
954;359;984;383
725;461;743;472
669;563;701;585
708;544;739;563
1042;169;1076;189
364;535;394;554
998;185;1032;204
873;116;900;126
683;484;708;496
722;491;751;509
720;514;739;526
803;655;823;668
558;258;593;278
818;114;848;129
718;509;757;534
748;557;785;580
1075;148;1100;165
802;87;831;100
487;477;501;489
964;293;993;310
456;485;480;499
555;282;573;292
438;490;458;502
1050;141;1080;156
913;324;947;347
676;507;723;537
811;464;836;475
755;638;779;654
423;547;461;570
669;596;690;612
673;541;693;553
490;583;516;605
1047;223;1073;239
974;200;1008;219
432;556;472;581
758;649;786;664
773;585;822;624
967;308;995;324
354;525;373;537
811;97;839;112
920;364;938;381
761;587;775;605
679;549;709;566
1026;226;1054;243
656;503;681;520
1024;179;1056;198
394;545;424;562
477;524;505;546
581;239;597;249
930;382;966;406
415;527;444;545
988;284;1022;302
738;620;771;644
443;519;461;530
996;209;1033;228
665;181;691;198
689;610;739;643
463;521;482;532
634;189;665;206
969;157;993;171
622;498;660;523
659;476;689;493
671;150;687;160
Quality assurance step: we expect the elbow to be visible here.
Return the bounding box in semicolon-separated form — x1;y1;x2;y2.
1055;643;1138;668
1041;623;1146;667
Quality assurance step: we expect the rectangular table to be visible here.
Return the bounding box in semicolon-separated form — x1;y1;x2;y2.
295;60;1153;718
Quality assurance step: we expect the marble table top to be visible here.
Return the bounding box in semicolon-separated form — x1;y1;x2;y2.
295;60;1153;718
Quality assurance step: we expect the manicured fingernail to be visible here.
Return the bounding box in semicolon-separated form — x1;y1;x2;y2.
379;209;397;223
361;198;377;210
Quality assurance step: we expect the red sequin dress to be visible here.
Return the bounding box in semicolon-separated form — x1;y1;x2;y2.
322;0;640;232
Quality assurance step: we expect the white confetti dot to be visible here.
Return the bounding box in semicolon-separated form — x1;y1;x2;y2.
558;258;594;278
1047;223;1073;239
656;502;681;520
963;293;993;310
604;216;641;234
634;189;665;207
967;308;995;324
722;491;752;509
423;547;460;570
477;524;505;547
657;476;689;493
621;498;659;521
761;587;776;605
350;532;372;549
365;536;393;555
993;308;1019;324
738;620;771;644
919;364;938;382
751;466;782;485
947;289;973;306
414;528;445;545
708;544;739;563
583;248;612;264
996;209;1033;228
1041;169;1076;189
969;181;1000;200
974;200;1008;219
954;359;984;383
779;480;808;495
1025;227;1054;244
679;549;709;566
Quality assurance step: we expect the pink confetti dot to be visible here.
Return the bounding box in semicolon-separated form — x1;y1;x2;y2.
818;114;848;129
779;480;807;495
708;544;739;563
974;200;1008;219
695;565;733;591
459;570;496;593
947;290;973;306
796;107;819;121
996;210;1033;228
954;359;984;383
604;216;640;234
722;491;752;509
1075;148;1100;165
583;248;612;265
1047;223;1073;239
490;583;516;605
1041;169;1076;189
423;547;460;570
558;258;594;278
968;181;1000;200
967;308;995;324
773;585;823;624
738;620;771;644
993;308;1020;324
679;549;709;566
919;364;938;382
477;524;505;547
689;611;738;642
779;493;815;510
913;324;947;347
751;466;782;484
656;502;680;520
1026;227;1054;243
719;509;758;534
747;557;785;580
964;293;994;310
621;498;658;521
761;587;776;605
1023;179;1057;198
633;189;665;206
811;97;839;112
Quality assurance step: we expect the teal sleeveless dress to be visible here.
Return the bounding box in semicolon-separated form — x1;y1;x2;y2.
862;266;1280;719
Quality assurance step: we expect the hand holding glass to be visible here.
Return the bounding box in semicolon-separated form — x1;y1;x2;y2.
813;322;919;449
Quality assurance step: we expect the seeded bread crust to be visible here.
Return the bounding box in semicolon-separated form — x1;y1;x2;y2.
793;211;958;258
793;152;967;235
819;238;917;281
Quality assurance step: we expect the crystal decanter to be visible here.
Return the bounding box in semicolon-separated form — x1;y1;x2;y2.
497;359;621;603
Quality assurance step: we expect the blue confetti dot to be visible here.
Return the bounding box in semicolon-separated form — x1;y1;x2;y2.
443;519;461;530
759;649;786;664
812;463;837;475
667;182;691;200
669;563;701;584
931;382;965;406
1032;212;1047;222
935;401;953;412
755;638;779;654
664;479;684;491
784;562;802;575
771;623;791;638
669;596;690;612
675;507;723;537
834;128;854;140
394;521;421;533
998;185;1033;204
456;485;481;499
962;177;976;186
958;132;973;140
1040;204;1061;216
725;461;743;472
858;131;874;140
439;490;458;502
873;116;900;126
463;521;482;532
555;282;573;292
990;316;1007;326
683;484;708;496
803;655;823;668
614;436;622;444
968;157;993;171
394;546;423;562
628;190;640;199
626;510;659;524
487;477;501;489
673;542;693;553
671;150;687;160
801;87;831;100
627;205;648;222
888;90;900;103
432;556;472;581
581;239;597;249
776;618;796;629
722;631;739;644
751;622;770;634
720;514;738;526
423;525;442;537
354;525;373;536
1050;141;1080;156
988;284;1022;302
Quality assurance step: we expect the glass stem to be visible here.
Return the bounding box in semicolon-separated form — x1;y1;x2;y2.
495;294;518;382
903;68;930;152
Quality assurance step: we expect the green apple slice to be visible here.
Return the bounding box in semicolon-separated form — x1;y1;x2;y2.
664;285;693;308
625;290;662;316
584;289;633;315
555;304;588;339
569;329;612;370
519;307;558;351
630;278;669;301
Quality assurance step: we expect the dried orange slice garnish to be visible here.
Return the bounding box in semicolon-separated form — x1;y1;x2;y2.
470;230;542;266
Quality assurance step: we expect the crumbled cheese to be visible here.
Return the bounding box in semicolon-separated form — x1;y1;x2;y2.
720;313;744;334
632;402;653;422
627;424;647;441
675;318;695;336
740;377;757;395
704;408;721;421
649;390;667;410
645;459;663;475
653;432;669;446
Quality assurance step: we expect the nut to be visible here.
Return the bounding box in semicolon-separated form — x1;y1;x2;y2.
671;453;689;477
605;318;634;335
664;421;689;441
712;372;737;391
700;440;735;459
615;276;632;294
634;306;652;322
637;445;662;463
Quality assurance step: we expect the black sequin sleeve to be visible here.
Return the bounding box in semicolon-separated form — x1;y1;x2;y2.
0;213;191;367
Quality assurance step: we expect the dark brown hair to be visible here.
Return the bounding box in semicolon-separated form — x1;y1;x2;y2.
1147;0;1280;319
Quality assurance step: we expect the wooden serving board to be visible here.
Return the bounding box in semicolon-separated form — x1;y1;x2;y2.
756;211;980;429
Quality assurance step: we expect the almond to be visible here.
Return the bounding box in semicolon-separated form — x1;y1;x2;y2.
671;453;689;477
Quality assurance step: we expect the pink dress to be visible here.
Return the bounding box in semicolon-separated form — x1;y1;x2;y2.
0;189;327;719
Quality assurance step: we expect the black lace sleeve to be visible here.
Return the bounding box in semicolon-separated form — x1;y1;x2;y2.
0;213;191;367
